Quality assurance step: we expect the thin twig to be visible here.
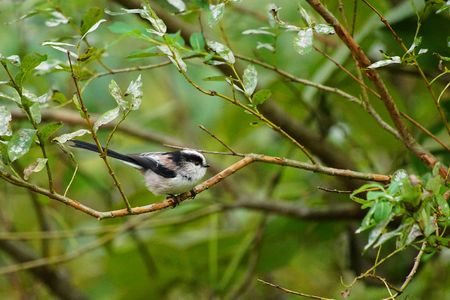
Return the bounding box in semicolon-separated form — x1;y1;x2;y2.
235;53;401;140
67;52;132;212
0;150;389;219
317;186;352;194
360;0;450;135
305;0;448;178
1;63;55;193
401;112;450;152
399;242;426;291
198;125;237;154
257;279;335;300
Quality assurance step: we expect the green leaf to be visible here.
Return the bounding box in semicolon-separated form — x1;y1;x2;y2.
93;107;121;132
29;102;41;124
51;91;68;104
243;64;257;96
22;89;51;104
364;218;391;250
45;11;69;27
0;91;20;103
436;194;450;216
77;47;104;62
426;174;443;194
157;45;187;72
167;0;186;12
80;7;103;36
40;122;63;141
252;89;271;106
190;32;205;52
366;191;386;201
80;19;107;41
298;5;312;26
314;24;335;35
109;79;125;108
124;74;142;111
23;158;48;180
367;56;401;69
294;28;313;55
0;106;12;136
373;225;403;248
16;53;47;84
208;3;225;27
165;31;185;47
207;40;235;64
7;128;36;162
373;201;392;223
53;129;90;144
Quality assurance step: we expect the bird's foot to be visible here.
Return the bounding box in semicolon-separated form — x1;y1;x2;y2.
190;189;197;199
167;194;180;208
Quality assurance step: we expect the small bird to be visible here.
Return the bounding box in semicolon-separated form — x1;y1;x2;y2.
69;140;209;198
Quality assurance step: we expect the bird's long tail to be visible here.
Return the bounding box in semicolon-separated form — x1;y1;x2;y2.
68;140;140;167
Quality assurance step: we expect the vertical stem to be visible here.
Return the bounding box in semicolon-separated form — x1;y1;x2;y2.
66;53;132;213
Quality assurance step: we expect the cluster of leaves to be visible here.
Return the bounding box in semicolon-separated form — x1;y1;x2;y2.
0;52;59;177
351;166;450;251
243;3;335;54
367;1;450;70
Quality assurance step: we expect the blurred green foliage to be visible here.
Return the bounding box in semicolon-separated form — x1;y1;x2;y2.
0;0;449;299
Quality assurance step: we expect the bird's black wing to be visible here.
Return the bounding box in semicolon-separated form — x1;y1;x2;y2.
70;140;176;178
129;154;177;178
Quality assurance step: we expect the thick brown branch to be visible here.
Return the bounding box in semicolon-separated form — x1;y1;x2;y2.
304;0;448;178
0;152;389;219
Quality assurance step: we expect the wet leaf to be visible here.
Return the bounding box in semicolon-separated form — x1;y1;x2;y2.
167;0;186;12
158;45;187;72
294;28;313;55
53;129;90;144
0;106;12;136
367;56;401;69
125;74;142;110
45;11;69;27
242;28;275;36
209;3;225;26
8;128;36;162
256;42;275;52
23;158;48;180
80;7;103;35
109;79;125;108
93;106;120;132
80;19;107;41
314;24;335;35
29;102;41;124
298;6;312;26
207;40;235;64
243;64;257;96
106;6;166;35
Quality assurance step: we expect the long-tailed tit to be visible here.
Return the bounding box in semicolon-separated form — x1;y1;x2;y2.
69;140;209;197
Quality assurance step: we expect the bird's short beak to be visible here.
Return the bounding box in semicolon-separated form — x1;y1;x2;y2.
204;164;210;168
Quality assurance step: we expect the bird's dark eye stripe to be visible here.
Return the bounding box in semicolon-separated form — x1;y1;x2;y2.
183;154;204;165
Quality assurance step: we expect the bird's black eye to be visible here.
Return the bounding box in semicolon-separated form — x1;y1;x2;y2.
194;162;200;166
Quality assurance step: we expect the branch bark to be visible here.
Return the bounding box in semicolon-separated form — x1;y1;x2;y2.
304;0;448;178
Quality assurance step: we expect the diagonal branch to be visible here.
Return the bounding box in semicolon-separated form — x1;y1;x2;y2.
304;0;448;178
0;153;390;219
